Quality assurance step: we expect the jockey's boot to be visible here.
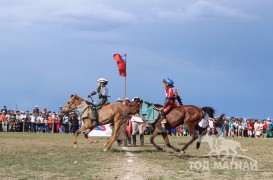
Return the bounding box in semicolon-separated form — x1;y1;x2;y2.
127;136;132;146
132;135;137;147
158;114;167;134
140;134;144;147
91;106;98;123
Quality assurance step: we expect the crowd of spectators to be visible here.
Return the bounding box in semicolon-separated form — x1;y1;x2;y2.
1;105;273;139
0;105;80;134
166;116;273;138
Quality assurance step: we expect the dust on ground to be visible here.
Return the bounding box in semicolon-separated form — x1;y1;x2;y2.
110;146;165;180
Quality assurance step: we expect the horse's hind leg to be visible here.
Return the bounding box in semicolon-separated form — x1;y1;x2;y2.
181;122;198;153
162;133;180;152
196;128;207;150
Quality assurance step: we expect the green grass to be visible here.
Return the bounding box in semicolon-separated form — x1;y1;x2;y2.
1;133;273;180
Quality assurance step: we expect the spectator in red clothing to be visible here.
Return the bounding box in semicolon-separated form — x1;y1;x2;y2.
247;122;253;137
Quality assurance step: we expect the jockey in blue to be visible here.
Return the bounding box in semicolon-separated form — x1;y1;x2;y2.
159;78;183;133
87;78;109;121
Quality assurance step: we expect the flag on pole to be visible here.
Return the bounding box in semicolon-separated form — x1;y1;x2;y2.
113;53;126;77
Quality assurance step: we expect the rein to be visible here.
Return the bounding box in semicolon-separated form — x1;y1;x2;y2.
122;101;141;119
64;95;83;112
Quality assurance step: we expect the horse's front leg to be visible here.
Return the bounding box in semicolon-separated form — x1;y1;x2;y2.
150;128;164;151
84;128;98;143
103;117;125;152
73;124;90;148
162;133;180;152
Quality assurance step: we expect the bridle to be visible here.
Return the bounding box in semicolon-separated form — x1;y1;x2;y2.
127;100;142;115
64;95;82;112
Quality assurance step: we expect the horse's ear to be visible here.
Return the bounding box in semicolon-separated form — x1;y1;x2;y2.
70;94;74;98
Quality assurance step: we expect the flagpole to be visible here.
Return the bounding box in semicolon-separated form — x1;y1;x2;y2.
124;54;127;100
124;76;127;100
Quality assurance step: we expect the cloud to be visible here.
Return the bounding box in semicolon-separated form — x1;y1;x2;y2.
0;0;136;31
149;0;255;22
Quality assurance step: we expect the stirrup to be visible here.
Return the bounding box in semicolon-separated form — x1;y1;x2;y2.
158;127;167;133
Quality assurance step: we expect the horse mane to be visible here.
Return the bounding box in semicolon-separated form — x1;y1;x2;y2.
153;104;163;108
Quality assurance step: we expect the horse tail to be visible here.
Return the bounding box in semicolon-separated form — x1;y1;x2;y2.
214;113;226;128
202;106;215;118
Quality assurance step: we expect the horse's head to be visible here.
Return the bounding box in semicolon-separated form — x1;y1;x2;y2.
63;94;84;114
213;114;226;128
128;97;142;114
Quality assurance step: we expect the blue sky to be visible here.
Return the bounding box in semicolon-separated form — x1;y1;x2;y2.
0;0;272;119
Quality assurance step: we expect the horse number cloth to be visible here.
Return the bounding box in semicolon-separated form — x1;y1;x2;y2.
198;118;209;128
139;102;160;125
76;101;89;119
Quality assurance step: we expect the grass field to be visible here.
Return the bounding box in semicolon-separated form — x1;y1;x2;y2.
1;132;273;180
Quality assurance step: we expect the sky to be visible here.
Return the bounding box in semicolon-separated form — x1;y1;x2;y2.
0;0;272;119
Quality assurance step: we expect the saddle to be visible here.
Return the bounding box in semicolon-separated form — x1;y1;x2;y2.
94;102;110;110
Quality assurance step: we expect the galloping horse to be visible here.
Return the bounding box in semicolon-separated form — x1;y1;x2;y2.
63;95;141;151
130;100;225;153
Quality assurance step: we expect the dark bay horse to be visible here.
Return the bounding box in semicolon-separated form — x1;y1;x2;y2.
134;100;225;153
63;95;141;151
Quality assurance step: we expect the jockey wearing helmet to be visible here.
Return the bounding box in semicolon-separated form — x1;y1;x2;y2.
159;78;183;133
87;78;109;121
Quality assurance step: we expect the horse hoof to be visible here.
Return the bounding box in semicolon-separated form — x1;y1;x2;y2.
93;140;98;143
74;145;78;149
103;149;108;152
180;150;185;154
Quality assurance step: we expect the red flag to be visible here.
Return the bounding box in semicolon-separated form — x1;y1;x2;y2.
113;53;126;77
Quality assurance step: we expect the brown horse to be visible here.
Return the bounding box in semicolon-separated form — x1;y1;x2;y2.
63;95;141;151
134;100;225;153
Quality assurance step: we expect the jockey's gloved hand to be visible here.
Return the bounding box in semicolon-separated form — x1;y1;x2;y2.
90;91;96;96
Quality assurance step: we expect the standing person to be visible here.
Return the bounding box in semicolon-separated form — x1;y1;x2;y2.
55;113;61;133
247;122;253;138
33;105;39;115
47;113;53;132
43;113;49;133
125;97;132;146
86;78;109;121
1;111;6;132
24;111;30;132
266;118;272;138
223;120;229;137
228;119;233;137
254;120;260;138
20;111;26;132
178;124;183;136
131;111;145;147
158;78;183;133
262;120;267;138
9;110;16;132
259;121;264;137
63;114;69;133
70;111;79;134
1;106;7;114
29;113;36;132
238;121;244;137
